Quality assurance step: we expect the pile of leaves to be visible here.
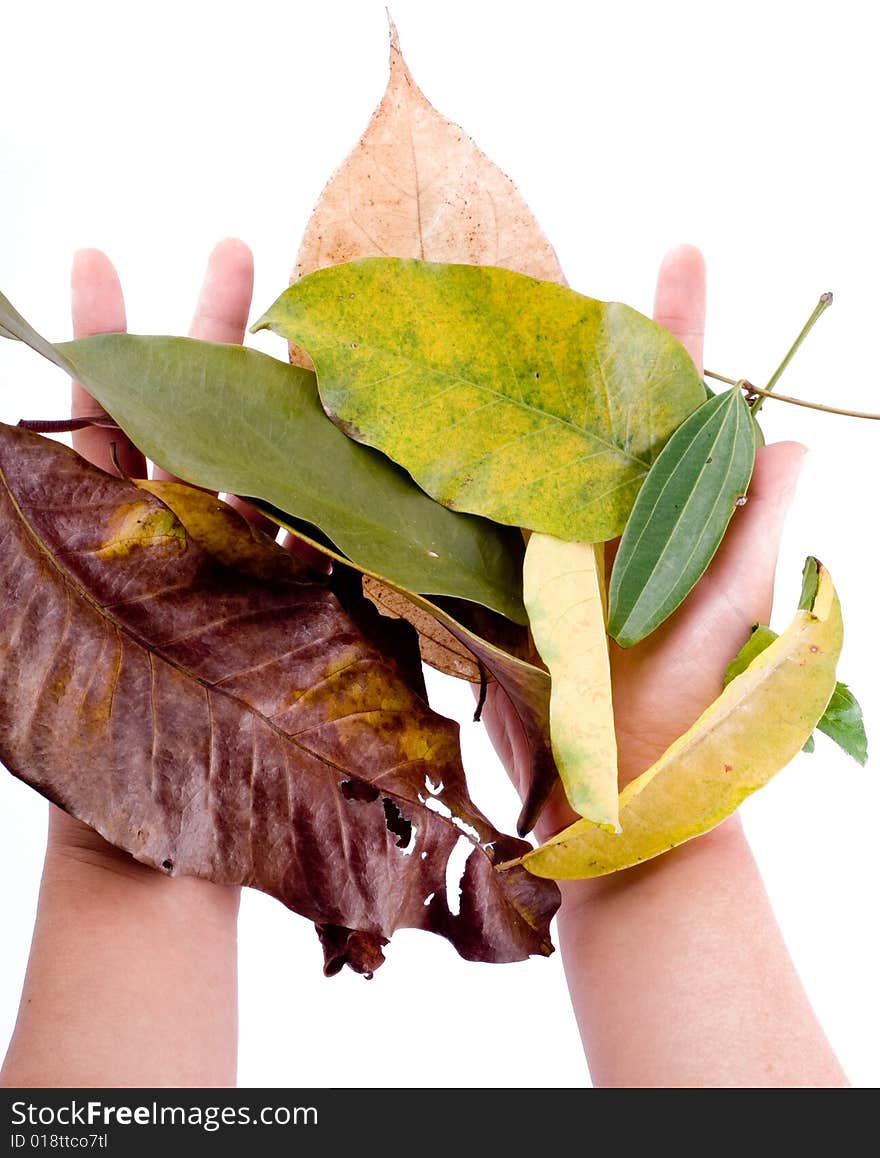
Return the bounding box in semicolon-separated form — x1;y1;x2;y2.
0;24;867;975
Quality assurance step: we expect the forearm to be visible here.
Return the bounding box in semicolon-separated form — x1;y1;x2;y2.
555;818;847;1088
1;808;240;1088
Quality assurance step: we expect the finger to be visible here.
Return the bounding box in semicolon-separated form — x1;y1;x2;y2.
185;239;294;538
187;237;254;344
653;243;706;375
278;530;333;574
698;440;807;626
70;249;147;477
623;442;806;668
153;237;256;485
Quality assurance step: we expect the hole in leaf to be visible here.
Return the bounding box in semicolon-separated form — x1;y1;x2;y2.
383;797;413;850
445;836;472;917
340;778;380;803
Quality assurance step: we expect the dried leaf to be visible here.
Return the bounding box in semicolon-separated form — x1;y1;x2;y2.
362;578;483;681
523;535;618;830
246;497;556;838
254;258;706;542
0;423;558;971
519;559;842;878
289;17;565;368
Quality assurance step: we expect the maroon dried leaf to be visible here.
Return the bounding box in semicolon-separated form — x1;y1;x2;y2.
0;424;559;974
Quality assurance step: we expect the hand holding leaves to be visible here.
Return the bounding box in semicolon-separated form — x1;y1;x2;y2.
0;25;866;972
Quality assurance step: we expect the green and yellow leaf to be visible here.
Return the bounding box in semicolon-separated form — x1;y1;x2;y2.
253;258;706;543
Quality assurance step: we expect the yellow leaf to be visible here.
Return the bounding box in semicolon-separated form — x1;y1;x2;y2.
520;559;842;879
523;535;618;830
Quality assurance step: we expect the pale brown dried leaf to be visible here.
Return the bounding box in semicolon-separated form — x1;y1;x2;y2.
290;17;565;368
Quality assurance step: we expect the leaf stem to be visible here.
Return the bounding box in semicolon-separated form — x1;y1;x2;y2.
737;382;879;421
704;370;880;420
751;292;833;415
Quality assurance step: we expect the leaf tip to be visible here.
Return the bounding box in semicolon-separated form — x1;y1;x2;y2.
798;556;822;612
386;8;401;56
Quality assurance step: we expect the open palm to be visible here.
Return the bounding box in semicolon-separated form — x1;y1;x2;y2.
479;245;805;837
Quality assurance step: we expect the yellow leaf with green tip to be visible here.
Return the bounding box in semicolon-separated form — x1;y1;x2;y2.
135;481;312;584
520;558;842;879
523;534;618;831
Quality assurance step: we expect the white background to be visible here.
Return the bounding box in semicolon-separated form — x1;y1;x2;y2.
0;0;877;1088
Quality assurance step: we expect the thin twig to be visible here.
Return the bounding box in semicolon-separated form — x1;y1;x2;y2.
704;369;880;420
752;292;833;415
473;661;488;722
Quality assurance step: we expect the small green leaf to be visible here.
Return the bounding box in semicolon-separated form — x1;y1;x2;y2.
254;258;706;543
723;624;778;683
607;389;756;647
818;683;868;766
0;292;526;623
798;556;820;611
724;622;868;765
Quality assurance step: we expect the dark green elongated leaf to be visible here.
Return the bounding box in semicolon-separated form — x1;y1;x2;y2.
0;291;526;624
607;388;757;647
0;422;559;973
724;624;868;765
705;380;765;446
253;258;706;543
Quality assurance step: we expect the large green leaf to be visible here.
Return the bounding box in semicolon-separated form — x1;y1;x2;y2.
0;421;559;972
607;388;756;647
253;258;707;542
0;291;526;623
724;622;868;765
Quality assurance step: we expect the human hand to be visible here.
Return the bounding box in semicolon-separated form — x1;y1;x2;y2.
479;244;806;838
51;238;257;866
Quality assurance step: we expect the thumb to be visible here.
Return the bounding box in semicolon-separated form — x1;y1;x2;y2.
698;440;807;628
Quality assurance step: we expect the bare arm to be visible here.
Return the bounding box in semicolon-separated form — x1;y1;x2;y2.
1;810;239;1088
1;242;253;1088
482;245;848;1088
556;821;846;1087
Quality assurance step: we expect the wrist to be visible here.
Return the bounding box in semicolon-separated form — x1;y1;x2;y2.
44;805;241;919
555;812;747;921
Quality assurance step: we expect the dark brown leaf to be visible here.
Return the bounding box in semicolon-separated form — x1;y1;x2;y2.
0;424;559;973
